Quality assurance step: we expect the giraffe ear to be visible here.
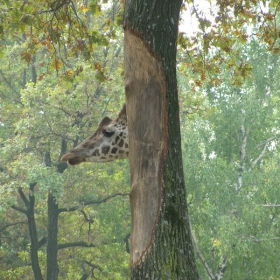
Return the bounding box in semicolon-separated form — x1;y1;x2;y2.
98;116;112;127
87;116;112;138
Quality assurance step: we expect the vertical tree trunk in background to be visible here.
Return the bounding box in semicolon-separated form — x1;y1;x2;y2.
46;151;59;280
31;55;37;84
124;0;199;279
46;193;59;280
26;184;44;280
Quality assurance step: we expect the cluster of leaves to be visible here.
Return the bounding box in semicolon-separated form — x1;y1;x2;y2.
0;0;123;72
179;0;280;88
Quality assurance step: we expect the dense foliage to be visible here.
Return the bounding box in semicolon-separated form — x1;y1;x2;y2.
179;40;280;279
0;1;131;279
0;0;280;279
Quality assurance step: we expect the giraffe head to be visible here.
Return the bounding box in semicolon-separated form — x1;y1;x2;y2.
61;105;128;165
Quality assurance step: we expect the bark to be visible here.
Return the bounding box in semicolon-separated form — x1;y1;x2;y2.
22;68;27;88
32;55;37;84
46;193;59;280
251;136;276;169
42;149;59;280
237;121;250;191
124;0;199;278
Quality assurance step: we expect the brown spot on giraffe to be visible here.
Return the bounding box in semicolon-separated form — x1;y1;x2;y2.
112;135;120;145
92;149;100;157
101;146;110;155
119;139;124;148
60;104;129;165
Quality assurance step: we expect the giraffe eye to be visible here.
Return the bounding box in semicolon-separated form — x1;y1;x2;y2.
103;130;114;138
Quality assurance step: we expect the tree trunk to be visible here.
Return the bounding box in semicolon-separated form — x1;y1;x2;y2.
46;193;59;280
31;55;37;84
26;184;44;280
124;0;199;279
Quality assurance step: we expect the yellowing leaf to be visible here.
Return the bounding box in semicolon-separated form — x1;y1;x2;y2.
21;51;32;64
50;57;62;71
38;73;46;81
80;5;88;12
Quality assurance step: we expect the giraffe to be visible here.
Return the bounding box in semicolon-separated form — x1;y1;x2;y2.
61;104;129;165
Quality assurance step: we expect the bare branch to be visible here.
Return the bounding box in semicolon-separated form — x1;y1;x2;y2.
189;220;215;280
216;256;227;280
237;124;249;191
251;136;276;168
261;204;280;207
0;70;20;96
17;185;37;209
82;192;129;206
0;221;28;232
239;234;280;242
58;241;95;250
38;237;47;249
11;205;28;215
33;0;70;15
58;192;129;213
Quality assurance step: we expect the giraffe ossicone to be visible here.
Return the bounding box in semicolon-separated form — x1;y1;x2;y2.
61;104;129;165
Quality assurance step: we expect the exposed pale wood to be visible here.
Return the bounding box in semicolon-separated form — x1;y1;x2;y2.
124;30;167;264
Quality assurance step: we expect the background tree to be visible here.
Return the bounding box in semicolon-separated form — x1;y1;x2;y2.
0;1;131;279
179;39;280;279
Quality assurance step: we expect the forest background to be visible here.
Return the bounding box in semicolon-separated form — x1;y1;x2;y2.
0;0;279;279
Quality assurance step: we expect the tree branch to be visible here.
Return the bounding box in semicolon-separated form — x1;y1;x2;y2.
33;0;70;15
215;256;227;280
0;70;20;96
28;183;37;211
18;187;30;208
72;257;102;280
239;234;280;242
58;241;96;250
0;221;28;232
38;237;47;249
58;193;129;213
237;124;249;191
189;220;215;280
11;205;28;215
251;136;276;168
261;204;280;207
124;232;130;253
